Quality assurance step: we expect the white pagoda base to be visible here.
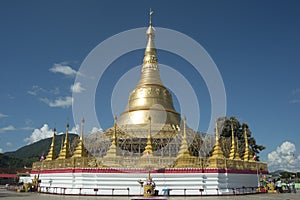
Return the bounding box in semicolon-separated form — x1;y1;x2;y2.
31;168;264;196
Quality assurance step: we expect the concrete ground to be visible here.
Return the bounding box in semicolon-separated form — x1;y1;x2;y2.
1;189;299;200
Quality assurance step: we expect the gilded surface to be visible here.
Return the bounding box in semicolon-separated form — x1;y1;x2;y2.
118;17;180;126
35;14;268;174
32;156;268;172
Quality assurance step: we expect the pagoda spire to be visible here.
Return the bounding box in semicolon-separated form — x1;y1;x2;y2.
58;122;70;159
45;128;57;161
210;122;225;159
117;9;180;126
176;116;191;158
175;117;197;168
138;8;161;85
229;123;241;160
103;116;121;167
72;118;88;158
142;117;153;158
243;126;250;161
104;116;118;158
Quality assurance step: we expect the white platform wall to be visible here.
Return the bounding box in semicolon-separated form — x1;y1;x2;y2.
32;168;262;196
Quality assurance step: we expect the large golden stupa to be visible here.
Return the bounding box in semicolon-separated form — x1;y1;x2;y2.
101;14;201;162
118;15;180;127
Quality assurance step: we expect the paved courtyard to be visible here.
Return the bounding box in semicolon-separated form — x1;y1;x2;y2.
1;189;299;200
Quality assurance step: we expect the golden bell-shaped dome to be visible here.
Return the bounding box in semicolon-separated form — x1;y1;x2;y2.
118;14;180;127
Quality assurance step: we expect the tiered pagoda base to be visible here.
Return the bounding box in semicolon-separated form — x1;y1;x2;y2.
31;158;268;196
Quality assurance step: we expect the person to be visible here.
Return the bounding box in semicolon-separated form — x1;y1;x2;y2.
286;181;291;193
291;179;296;193
276;179;283;193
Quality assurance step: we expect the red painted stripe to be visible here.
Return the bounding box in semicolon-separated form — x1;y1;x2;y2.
0;174;18;178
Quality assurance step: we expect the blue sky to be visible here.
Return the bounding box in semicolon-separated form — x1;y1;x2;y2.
0;1;299;171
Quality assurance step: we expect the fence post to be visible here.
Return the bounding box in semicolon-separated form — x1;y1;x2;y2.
94;188;98;195
199;188;204;195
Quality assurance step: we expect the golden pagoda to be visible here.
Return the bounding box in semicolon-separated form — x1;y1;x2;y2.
141;117;153;158
243;127;251;161
72;118;88;158
45;128;56;161
57;123;70;159
31;10;269;196
208;122;225;168
175;117;197;168
102;117;121;167
117;10;180;129
101;10;202;162
229;123;241;160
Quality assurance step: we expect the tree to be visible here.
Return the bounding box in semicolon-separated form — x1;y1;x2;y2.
219;116;265;161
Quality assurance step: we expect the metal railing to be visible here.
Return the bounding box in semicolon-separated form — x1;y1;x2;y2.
39;186;130;196
38;185;262;196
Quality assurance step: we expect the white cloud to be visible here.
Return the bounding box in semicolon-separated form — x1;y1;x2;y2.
28;85;60;96
0;113;8;118
71;82;85;93
0;148;3;153
7;94;14;100
267;141;300;172
90;127;103;134
289;99;300;104
24;124;78;144
70;124;79;135
50;87;60;95
27;85;60;96
0;125;16;133
27;85;46;96
49;63;77;77
6;142;12;147
292;88;300;95
40;96;73;108
24;124;63;144
21;127;34;131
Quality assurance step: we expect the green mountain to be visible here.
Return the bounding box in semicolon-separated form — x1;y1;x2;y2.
1;134;79;169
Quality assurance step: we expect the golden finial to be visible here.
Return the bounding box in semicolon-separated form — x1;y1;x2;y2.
215;121;219;141
148;116;152;139
81;117;85;139
114;116;117;126
183;116;187;139
149;8;154;26
113;116;117;142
